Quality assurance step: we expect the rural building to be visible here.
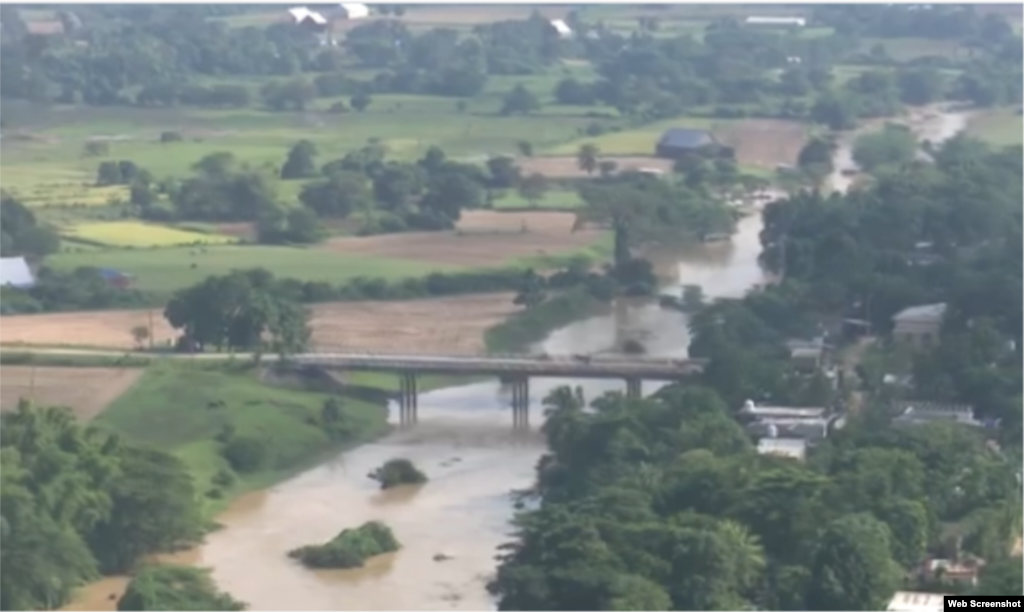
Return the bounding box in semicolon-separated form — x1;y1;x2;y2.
740;400;826;419
288;7;328;28
757;437;807;461
549;19;573;38
886;591;947;612
336;3;369;20
747;417;831;440
892;303;946;348
891;401;983;428
917;557;983;587
0;256;35;288
786;339;827;371
654;128;716;159
98;268;133;289
744;16;807;27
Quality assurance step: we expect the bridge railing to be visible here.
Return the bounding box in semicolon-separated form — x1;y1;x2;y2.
294;351;707;373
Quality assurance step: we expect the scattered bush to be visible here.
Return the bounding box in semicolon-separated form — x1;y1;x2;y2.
368;458;428;489
221;435;270;474
288;521;400;569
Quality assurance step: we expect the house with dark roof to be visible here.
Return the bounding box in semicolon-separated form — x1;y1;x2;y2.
654;128;716;159
0;256;35;288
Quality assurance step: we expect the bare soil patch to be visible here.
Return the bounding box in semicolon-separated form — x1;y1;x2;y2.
0;294;521;354
716;120;808;169
320;210;603;267
0;366;142;421
517;156;674;179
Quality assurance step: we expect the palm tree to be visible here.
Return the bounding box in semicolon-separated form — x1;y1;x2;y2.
717;519;767;591
577;143;600;175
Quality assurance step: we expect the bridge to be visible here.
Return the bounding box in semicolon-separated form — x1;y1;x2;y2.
293;352;707;428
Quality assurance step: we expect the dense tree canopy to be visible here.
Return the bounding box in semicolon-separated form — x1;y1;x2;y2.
0;402;205;611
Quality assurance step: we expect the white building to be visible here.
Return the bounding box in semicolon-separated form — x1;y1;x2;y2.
287;7;328;26
741;400;826;419
757;437;807;461
744;16;807;27
892;303;946;349
337;3;369;20
887;591;947;612
549;19;573;38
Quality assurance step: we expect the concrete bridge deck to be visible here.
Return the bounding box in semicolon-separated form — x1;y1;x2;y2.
293;352;707;380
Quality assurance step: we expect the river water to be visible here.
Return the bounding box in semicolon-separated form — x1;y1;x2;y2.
68;107;976;611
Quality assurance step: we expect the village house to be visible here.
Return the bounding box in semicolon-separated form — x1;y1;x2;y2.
744;15;807;27
891;400;984;428
549;19;572;38
886;591;947;612
654;128;717;159
892;303;946;349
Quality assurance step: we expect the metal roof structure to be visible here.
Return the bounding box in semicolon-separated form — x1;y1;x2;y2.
0;257;35;288
893;303;947;323
657;128;714;150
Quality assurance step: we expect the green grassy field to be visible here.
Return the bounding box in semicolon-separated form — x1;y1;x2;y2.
544;117;725;156
94;361;390;513
1;96;607;194
858;37;965;62
47;244;450;292
492;189;584;210
967;108;1024;147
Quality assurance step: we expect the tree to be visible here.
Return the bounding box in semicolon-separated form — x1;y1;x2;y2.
501;84;540;116
852;124;918;173
517;141;534;157
350;92;373;112
517;173;548;207
577;143;599;175
280;140;318;180
0;192;61;258
118;565;246;611
420;172;482;222
797;136;837;188
163;270;311;355
86;448;203;574
487;156;521;189
300;171;372;218
806;514;901;611
131;325;150;349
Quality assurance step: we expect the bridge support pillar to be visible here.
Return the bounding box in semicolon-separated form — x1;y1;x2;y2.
398;373;418;427
511;377;530;430
625;377;642;400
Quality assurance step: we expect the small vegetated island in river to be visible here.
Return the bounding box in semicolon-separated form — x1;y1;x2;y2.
288;521;400;569
368;457;429;489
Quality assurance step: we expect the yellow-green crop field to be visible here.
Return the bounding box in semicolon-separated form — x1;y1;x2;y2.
64;221;238;247
2;165;130;207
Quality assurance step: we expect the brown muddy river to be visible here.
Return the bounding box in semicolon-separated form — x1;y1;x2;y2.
68;211;768;611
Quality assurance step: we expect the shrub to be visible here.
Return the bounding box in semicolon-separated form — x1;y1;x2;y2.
288;521;400;569
221;435;270;473
368;458;428;489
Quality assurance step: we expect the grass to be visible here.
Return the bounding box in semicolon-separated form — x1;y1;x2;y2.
967;108;1024;147
64;221;238;247
493;189;584;210
543;117;726;156
858;37;965;62
47;245;450;292
94;361;389;514
1;98;609;195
